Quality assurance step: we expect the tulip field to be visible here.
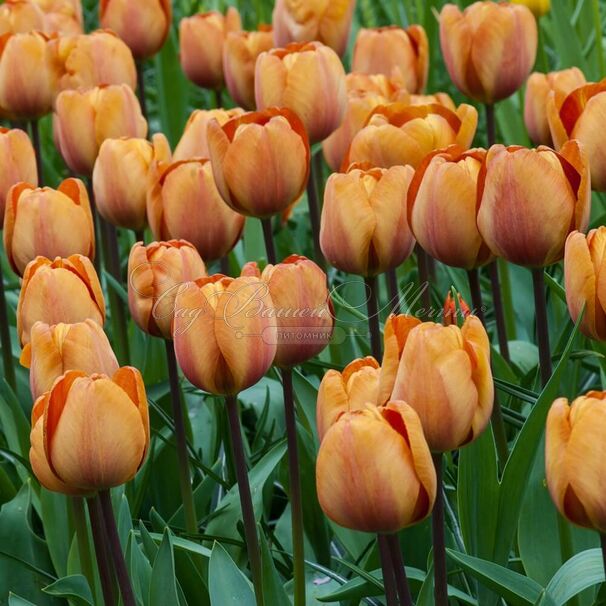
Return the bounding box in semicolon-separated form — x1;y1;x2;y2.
6;0;606;605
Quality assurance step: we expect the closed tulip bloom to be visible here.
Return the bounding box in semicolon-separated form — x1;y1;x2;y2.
352;26;429;94
477;141;591;267
128;240;207;340
100;0;171;59
223;26;274;110
180;8;242;89
546;392;606;532
21;320;118;400
17;254;105;346
512;0;550;18
54;84;148;175
346;102;478;170
207;108;310;218
36;0;83;35
30;367;149;494
440;2;537;105
255;41;347;143
0;1;45;35
321;163;416;276
4;179;94;276
316;401;436;533
173;275;277;395
408;145;494;269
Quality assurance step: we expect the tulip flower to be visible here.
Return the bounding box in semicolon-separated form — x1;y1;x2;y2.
100;0;171;59
54;84;148;176
255;41;347;143
352;25;429;94
180;8;242;90
512;0;550;18
408;145;494;269
546;392;606;532
443;292;472;327
476;141;591;267
36;0;83;35
128;240;207;340
0;1;45;35
147;158;245;261
30;367;149;494
321;163;416;276
346;102;478;170
17;254;105;346
21;319;119;399
316;400;436;532
207;108;310;218
440;2;537;105
223;26;274;110
272;0;355;57
4;179;95;276
173;274;277;395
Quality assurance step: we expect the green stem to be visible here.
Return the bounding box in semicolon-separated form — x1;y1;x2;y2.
86;497;116;606
136;61;148;125
387;534;413;606
592;0;606;77
377;535;398;606
0;260;16;391
532;268;552;387
365;275;382;360
417;246;432;321
29;119;44;186
307;153;325;270
499;258;517;341
432;453;448;606
71;497;95;596
214;89;223;109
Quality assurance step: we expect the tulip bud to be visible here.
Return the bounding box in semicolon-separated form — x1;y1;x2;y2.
20;320;118;400
316;400;436;533
207;108;310;218
128;240;207;340
440;2;537;104
443;292;471;327
18;254;105;346
255;41;347;143
346;102;478;170
321;163;416;276
223;26;274;110
0;1;45;35
477;141;591;268
174;274;277;395
54;84;148;176
512;0;550;18
147;158;245;261
30;367;149;494
100;0;171;59
352;25;429;94
4;179;95;276
180;8;242;90
37;0;84;35
272;0;355;57
546;392;606;532
389;315;493;452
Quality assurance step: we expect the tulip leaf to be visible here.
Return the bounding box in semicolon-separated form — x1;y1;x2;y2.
208;542;256;606
42;574;93;605
149;529;180;606
39;490;71;580
259;530;291;604
0;381;31;481
8;594;37;606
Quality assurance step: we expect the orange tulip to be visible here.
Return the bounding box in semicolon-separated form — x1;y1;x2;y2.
346;102;478;170
352;25;429;94
443;292;472;327
477;141;591;267
173;274;277;395
0;1;45;35
321;163;416;276
316;400;436;533
30;367;149;494
255;41;347;143
100;0;171;59
546;392;606;532
272;0;355;56
408;145;494;269
180;8;242;90
4;179;94;276
128;240;207;340
207;108;310;218
223;26;274;110
17;254;105;346
33;0;83;35
21;319;118;399
147;158;245;261
54;84;148;175
439;1;537;104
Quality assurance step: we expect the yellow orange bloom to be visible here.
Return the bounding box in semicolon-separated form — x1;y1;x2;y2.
0;1;45;35
33;0;83;35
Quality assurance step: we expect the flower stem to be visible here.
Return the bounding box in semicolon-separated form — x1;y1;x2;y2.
134;230;145;244
416;246;432;321
432;453;448;606
365;275;382;360
220;255;230;276
600;533;606;581
386;269;400;315
0;261;16;391
531;268;552;387
86;497;116;606
307;153;325;270
377;535;398;606
29;119;44;186
488;261;511;363
387;534;413;606
261;218;277;265
214;89;223;109
71;497;95;598
136;60;148;124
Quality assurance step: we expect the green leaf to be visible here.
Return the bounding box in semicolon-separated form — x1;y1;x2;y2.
259;530;291;604
0;381;31;481
8;594;37;606
208;542;256;606
149;529;180;606
42;574;93;605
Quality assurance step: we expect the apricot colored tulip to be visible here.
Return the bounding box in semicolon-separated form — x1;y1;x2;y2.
207;108;310;218
255;41;347;143
180;8;242;90
17;254;105;346
100;0;171;59
316;400;436;533
477;141;591;267
320;163;416;276
443;292;472;327
30;367;149;494
173;274;277;396
33;0;83;35
4;179;94;276
439;1;537;104
54;84;148;175
512;0;550;18
0;1;45;35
